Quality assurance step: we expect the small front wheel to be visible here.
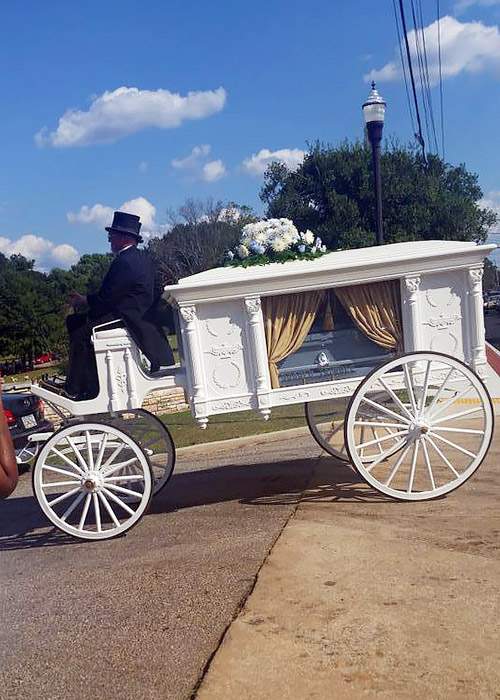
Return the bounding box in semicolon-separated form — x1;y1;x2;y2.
33;422;153;540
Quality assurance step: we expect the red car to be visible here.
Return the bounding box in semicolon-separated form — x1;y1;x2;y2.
33;352;56;366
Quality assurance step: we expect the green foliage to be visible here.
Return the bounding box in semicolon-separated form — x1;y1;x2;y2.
0;252;111;364
225;248;326;268
261;140;498;250
148;220;243;285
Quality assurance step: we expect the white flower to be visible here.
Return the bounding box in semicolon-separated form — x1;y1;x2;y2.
236;244;249;259
270;236;288;253
303;230;314;245
226;250;234;260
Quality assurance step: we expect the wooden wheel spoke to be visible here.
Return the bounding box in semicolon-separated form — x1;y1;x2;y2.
78;494;92;531
356;429;407;451
51;447;85;476
105;483;143;499
95;433;109;470
431;406;483;426
48;486;81;507
101;457;139;477
42;465;82;479
93;492;102;533
428;383;474;421
407;440;420;493
421;439;436;491
101;487;135;516
360;397;412;425
364;436;409;473
98;491;121;528
403;364;418;415
378;377;414;420
428;431;476;459
61;492;85;523
425;436;460;478
384;443;412;487
65;436;88;471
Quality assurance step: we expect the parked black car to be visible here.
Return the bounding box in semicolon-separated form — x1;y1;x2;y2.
2;391;53;466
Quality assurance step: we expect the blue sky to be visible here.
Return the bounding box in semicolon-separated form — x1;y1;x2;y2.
1;0;499;270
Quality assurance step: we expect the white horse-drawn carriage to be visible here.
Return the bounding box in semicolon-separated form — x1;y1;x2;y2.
30;240;497;540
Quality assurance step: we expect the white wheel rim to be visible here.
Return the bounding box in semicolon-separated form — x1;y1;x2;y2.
345;352;494;501
306;398;350;460
33;423;152;540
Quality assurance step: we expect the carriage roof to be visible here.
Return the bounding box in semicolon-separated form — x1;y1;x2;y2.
164;240;496;304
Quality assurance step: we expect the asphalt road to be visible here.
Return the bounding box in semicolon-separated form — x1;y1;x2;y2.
0;430;321;700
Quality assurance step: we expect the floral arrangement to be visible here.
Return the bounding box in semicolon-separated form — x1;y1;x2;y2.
224;218;327;267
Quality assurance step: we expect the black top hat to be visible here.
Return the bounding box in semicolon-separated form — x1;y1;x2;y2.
105;211;143;242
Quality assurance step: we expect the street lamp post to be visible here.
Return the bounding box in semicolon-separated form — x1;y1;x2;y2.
363;81;386;245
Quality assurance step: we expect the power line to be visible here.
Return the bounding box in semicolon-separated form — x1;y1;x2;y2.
392;0;417;135
437;0;445;160
416;0;439;153
398;0;426;159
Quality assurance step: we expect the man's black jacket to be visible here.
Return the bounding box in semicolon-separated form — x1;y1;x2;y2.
87;246;174;369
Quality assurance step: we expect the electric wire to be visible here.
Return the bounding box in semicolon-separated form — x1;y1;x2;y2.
416;0;439;153
398;0;426;159
437;0;445;159
392;0;417;135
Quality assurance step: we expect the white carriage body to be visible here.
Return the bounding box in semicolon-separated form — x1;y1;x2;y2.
164;240;496;427
30;239;496;421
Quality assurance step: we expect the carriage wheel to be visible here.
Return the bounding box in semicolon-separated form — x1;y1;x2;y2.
306;396;404;464
102;409;175;496
345;352;494;501
305;398;350;461
32;422;153;540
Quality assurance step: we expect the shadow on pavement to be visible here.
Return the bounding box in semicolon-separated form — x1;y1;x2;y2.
0;456;391;551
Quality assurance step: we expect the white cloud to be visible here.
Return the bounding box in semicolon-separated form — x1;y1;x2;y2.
202;159;226;182
171;144;226;182
67;196;167;239
482;190;500;230
455;0;500;14
35;86;227;148
67;203;113;228
0;234;79;271
365;16;500;86
242;148;305;176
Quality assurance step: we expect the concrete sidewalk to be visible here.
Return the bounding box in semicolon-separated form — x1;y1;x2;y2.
196;428;500;699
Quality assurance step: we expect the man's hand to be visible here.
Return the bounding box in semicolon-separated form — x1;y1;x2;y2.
68;291;87;308
0;373;18;499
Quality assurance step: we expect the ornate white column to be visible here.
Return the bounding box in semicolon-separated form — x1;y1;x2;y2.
467;266;487;376
403;276;422;351
179;304;208;428
245;296;271;420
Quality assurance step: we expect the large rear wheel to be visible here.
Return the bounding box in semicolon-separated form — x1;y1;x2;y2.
345;352;494;501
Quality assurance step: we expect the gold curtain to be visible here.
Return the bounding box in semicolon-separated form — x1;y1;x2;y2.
334;280;403;351
262;290;325;388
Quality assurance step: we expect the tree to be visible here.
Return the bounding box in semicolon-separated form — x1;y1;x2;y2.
147;220;242;286
261;141;498;250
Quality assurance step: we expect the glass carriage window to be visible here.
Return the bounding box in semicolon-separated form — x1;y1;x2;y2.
262;282;402;389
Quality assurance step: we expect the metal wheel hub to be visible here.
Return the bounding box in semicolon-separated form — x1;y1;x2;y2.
409;420;430;437
81;471;104;493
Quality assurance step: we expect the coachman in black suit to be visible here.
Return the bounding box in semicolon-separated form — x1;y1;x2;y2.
64;211;174;400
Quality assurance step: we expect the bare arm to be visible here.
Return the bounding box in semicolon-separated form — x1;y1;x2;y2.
0;374;18;498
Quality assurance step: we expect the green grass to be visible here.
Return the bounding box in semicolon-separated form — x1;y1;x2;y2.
160;404;308;448
3;363;65;384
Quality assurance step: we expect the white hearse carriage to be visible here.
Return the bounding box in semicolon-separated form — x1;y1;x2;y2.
31;240;496;540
